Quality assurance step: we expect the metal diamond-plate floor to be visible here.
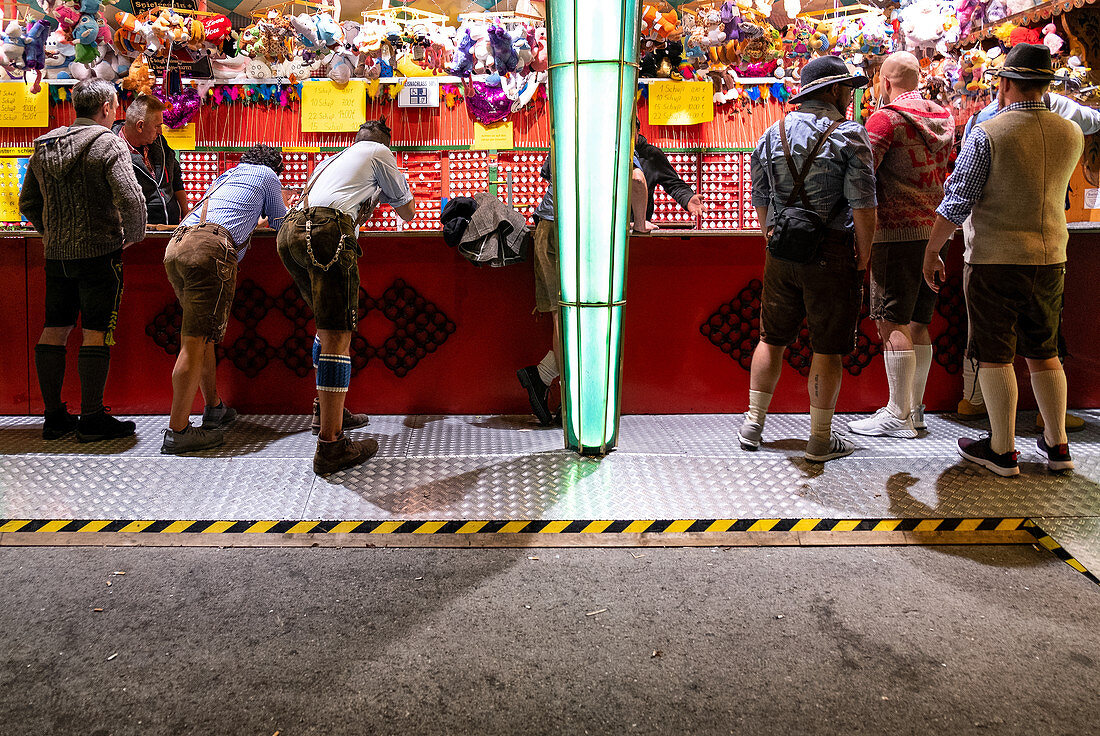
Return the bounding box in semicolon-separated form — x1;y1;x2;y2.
0;410;1098;562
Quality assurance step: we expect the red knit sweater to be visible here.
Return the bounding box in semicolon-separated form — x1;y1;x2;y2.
865;91;955;242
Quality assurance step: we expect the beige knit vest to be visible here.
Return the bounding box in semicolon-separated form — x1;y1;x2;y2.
963;109;1082;265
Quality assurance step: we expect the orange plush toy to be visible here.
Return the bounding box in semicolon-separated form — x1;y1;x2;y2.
122;55;153;95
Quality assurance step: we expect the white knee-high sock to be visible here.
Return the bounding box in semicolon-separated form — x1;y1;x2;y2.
912;344;933;408
536;350;558;384
1031;369;1068;445
884;350;915;419
747;390;773;425
978;365;1017;455
962;357;984;406
810;405;834;441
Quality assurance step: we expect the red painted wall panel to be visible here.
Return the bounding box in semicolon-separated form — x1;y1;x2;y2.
8;232;1100;416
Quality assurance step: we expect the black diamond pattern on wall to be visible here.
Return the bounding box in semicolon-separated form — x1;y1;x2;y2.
700;278;882;377
146;278;455;378
933;272;966;375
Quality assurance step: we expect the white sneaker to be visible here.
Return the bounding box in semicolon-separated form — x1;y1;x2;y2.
805;432;856;462
912;404;926;431
847;407;917;439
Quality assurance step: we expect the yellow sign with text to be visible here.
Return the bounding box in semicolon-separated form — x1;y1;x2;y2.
0;84;48;127
301;80;367;132
647;81;713;126
472;121;514;151
161;123;196;151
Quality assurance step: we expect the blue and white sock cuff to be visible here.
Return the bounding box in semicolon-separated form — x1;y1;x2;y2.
316;354;352;393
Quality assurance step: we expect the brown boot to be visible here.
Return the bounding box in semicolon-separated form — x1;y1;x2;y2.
313;434;379;475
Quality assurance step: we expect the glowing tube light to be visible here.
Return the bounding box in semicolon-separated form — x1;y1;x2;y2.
547;0;639;455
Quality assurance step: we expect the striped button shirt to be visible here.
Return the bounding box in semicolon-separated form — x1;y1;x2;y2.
179;163;287;261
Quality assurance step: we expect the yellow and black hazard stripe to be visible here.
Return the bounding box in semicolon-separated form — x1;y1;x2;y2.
1025;522;1100;586
0;517;1032;536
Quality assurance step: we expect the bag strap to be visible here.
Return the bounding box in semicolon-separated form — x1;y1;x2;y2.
779;117;843;211
301;148;349;211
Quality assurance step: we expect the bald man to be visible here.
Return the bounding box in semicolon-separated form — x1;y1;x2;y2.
848;52;955;439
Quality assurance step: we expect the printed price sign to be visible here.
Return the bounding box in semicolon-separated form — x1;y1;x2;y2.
472;121;514;151
301;80;367;132
398;79;440;108
647;81;714;126
0;157;28;223
0;84;48;127
162;123;197;151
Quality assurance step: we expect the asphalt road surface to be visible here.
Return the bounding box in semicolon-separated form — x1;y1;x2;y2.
1;544;1097;736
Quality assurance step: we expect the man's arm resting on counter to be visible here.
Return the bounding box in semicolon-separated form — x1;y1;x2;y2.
394;200;416;222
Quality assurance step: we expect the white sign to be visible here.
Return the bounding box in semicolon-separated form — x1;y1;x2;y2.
1085;188;1100;210
397;79;440;109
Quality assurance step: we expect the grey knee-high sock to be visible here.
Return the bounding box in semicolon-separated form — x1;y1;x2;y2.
78;346;111;416
34;344;67;413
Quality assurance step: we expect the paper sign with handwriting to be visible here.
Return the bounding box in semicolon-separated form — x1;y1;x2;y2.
647;81;713;126
301;80;367;132
0;84;48;127
472;121;514;151
161;123;196;151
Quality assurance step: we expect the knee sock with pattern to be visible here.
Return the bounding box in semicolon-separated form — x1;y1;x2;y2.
977;365;1017;455
34;344;67;413
911;344;933;409
884;349;915;419
78;345;111;416
747;390;773;426
317;354;352;393
1031;369;1069;446
809;405;835;441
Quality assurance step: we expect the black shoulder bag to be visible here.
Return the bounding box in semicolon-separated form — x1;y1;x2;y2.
766;117;846;264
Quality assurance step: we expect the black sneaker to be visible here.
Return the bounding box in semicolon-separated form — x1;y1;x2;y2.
76;408;136;443
42;403;79;440
1037;436;1074;472
958;436;1019;477
311;398;370;435
517;366;553;426
201;402;238;430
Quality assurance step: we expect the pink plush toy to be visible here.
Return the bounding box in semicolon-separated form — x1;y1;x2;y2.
1043;23;1064;56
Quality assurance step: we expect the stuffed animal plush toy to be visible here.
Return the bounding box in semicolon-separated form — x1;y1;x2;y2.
289;13;321;49
1009;25;1042;47
488;23;517;73
202;15;232;46
314;13;343;46
642;5;679;41
448;26;475;75
511;26;532;71
0;16;25;74
1043;23;1064;56
122;53;152;95
327;47;356;83
78;0;100;16
211;53;250;80
23;17;48;93
54;5;81;33
956;0;986;37
43;30;74;79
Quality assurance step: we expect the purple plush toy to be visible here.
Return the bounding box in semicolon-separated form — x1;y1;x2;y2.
23;18;48;93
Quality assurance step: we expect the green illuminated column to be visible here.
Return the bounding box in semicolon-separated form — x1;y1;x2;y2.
547;0;639;455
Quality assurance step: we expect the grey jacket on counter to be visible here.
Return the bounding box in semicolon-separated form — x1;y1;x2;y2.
459;192;528;267
20;118;147;260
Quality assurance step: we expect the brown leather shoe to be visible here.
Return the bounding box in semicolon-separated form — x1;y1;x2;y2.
313;434;379;475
